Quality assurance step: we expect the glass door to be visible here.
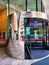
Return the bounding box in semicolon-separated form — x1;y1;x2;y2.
24;18;46;47
30;27;44;47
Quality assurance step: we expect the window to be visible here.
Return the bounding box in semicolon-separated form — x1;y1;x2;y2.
26;27;30;35
28;0;45;12
30;28;34;34
24;18;30;26
28;0;36;11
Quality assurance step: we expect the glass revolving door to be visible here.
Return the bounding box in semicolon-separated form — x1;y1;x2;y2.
24;18;48;59
24;18;46;48
30;27;44;47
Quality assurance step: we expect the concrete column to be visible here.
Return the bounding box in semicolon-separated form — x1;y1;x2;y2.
11;15;14;39
7;0;10;16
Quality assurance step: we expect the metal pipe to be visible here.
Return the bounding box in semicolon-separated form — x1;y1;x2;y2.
26;0;28;11
7;0;10;16
36;0;38;11
41;0;42;12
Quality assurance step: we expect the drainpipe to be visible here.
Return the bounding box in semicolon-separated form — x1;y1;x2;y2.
41;0;42;12
26;0;28;11
36;0;38;11
7;0;10;16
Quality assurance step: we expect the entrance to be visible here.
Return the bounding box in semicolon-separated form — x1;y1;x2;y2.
24;18;46;48
30;27;44;47
24;18;48;59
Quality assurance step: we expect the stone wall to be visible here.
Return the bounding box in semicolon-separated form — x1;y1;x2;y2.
6;39;24;59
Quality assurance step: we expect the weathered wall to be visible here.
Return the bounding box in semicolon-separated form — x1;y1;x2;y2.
0;9;7;35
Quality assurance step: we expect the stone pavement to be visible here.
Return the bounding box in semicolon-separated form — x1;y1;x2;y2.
0;40;24;65
0;40;49;65
0;42;32;65
0;48;32;65
0;48;49;65
0;47;15;65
